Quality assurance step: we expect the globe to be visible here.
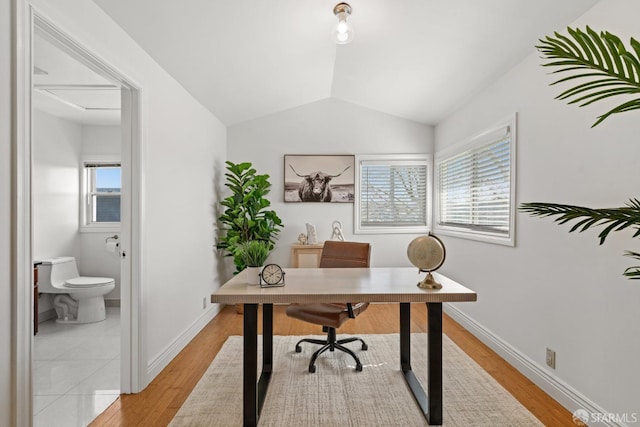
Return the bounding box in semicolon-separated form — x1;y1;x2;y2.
407;234;446;289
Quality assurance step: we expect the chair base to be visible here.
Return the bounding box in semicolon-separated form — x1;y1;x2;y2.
294;327;367;373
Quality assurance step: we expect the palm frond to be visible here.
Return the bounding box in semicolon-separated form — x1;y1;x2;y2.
520;200;640;279
519;199;640;244
623;251;640;279
537;26;640;127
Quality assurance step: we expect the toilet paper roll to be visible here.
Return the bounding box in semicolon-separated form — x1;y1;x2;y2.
106;241;119;253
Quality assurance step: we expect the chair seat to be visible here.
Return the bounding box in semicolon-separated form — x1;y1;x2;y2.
286;302;369;329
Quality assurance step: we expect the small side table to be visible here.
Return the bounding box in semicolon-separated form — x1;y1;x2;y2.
290;243;325;268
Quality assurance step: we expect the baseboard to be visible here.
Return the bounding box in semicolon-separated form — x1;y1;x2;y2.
38;308;56;323
105;299;121;307
146;303;223;382
444;304;625;427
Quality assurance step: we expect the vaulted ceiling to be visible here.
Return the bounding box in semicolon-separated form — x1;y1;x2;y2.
93;0;599;126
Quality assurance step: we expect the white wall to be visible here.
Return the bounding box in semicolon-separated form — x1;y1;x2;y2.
79;124;122;301
81;124;120;156
228;98;434;269
32;109;82;314
0;0;12;423
32;115;123;311
33;110;81;260
436;0;640;419
11;0;227;395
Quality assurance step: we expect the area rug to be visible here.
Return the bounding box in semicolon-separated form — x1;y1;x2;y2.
169;334;542;426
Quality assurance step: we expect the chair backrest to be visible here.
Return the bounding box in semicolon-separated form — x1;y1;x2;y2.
319;241;371;268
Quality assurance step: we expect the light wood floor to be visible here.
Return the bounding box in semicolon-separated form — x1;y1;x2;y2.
91;304;574;426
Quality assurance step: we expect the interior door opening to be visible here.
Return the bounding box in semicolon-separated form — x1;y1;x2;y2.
13;7;143;426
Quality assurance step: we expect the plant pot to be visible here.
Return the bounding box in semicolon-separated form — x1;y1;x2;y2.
246;266;262;285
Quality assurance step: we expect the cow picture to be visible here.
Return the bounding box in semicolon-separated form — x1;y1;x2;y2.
284;155;355;203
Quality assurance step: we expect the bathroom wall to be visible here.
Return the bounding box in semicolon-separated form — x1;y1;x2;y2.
79;124;122;301
33;112;123;313
33;109;83;316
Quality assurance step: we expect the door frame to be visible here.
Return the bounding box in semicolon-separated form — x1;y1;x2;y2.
12;3;145;425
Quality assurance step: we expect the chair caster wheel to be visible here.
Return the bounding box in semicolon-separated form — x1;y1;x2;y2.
356;364;363;372
309;365;316;373
295;346;302;353
362;343;368;351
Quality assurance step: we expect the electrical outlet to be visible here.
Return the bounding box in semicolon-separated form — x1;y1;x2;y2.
546;348;556;369
202;297;207;310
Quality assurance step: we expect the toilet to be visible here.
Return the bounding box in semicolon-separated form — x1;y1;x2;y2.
37;256;115;324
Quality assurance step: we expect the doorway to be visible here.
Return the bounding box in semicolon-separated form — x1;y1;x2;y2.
13;7;143;426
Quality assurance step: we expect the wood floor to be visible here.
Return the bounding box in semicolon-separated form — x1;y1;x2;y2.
91;304;574;426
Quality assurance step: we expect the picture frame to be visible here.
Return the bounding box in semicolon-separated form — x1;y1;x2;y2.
284;155;355;203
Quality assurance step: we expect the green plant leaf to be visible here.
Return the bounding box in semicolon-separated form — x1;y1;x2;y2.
520;199;640;245
623;251;640;279
217;161;283;273
520;200;640;279
537;26;640;127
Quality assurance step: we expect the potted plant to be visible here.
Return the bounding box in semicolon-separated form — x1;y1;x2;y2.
237;240;270;285
217;161;283;273
520;26;640;279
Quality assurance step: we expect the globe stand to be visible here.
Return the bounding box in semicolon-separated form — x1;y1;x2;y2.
408;233;446;290
417;270;442;289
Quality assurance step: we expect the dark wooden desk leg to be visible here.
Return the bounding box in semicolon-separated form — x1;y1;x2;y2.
257;304;273;415
401;303;430;422
427;302;443;425
400;302;411;371
401;302;443;425
243;304;258;427
262;303;273;372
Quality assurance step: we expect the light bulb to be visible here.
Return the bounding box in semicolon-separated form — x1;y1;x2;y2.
336;31;349;43
332;3;354;44
336;19;348;34
332;17;354;44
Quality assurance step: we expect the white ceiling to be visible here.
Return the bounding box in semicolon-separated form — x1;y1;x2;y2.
92;0;599;126
33;31;121;126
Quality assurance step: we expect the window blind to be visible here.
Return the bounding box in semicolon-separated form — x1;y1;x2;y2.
438;127;511;235
360;161;428;227
84;162;121;168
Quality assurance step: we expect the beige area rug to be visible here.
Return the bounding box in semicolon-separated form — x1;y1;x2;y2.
170;334;542;427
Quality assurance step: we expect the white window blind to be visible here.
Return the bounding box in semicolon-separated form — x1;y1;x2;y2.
355;155;431;234
436;121;515;244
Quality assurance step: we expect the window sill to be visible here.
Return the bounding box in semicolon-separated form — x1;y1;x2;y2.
79;225;121;234
433;225;514;247
355;225;430;235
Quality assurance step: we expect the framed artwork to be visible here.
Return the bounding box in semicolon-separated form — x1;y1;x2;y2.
284;155;355;203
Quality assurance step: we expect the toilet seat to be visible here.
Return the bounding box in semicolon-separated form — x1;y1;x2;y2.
65;277;115;288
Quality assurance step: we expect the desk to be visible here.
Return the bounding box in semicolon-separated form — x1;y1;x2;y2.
211;267;476;427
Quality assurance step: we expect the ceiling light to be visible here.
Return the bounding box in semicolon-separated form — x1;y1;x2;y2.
332;3;354;45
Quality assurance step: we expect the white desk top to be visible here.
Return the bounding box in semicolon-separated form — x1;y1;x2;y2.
211;267;476;305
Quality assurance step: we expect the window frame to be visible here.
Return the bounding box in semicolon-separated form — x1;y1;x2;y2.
80;157;122;233
354;153;433;235
434;114;517;246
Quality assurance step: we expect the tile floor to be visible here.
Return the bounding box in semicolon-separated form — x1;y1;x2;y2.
34;307;120;427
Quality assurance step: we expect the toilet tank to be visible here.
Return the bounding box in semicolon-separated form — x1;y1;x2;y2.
38;257;80;291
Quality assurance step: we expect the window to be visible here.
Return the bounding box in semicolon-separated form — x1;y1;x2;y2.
82;161;121;231
355;154;432;234
434;114;516;246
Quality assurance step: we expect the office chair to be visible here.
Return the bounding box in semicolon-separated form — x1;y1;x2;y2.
285;241;371;373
